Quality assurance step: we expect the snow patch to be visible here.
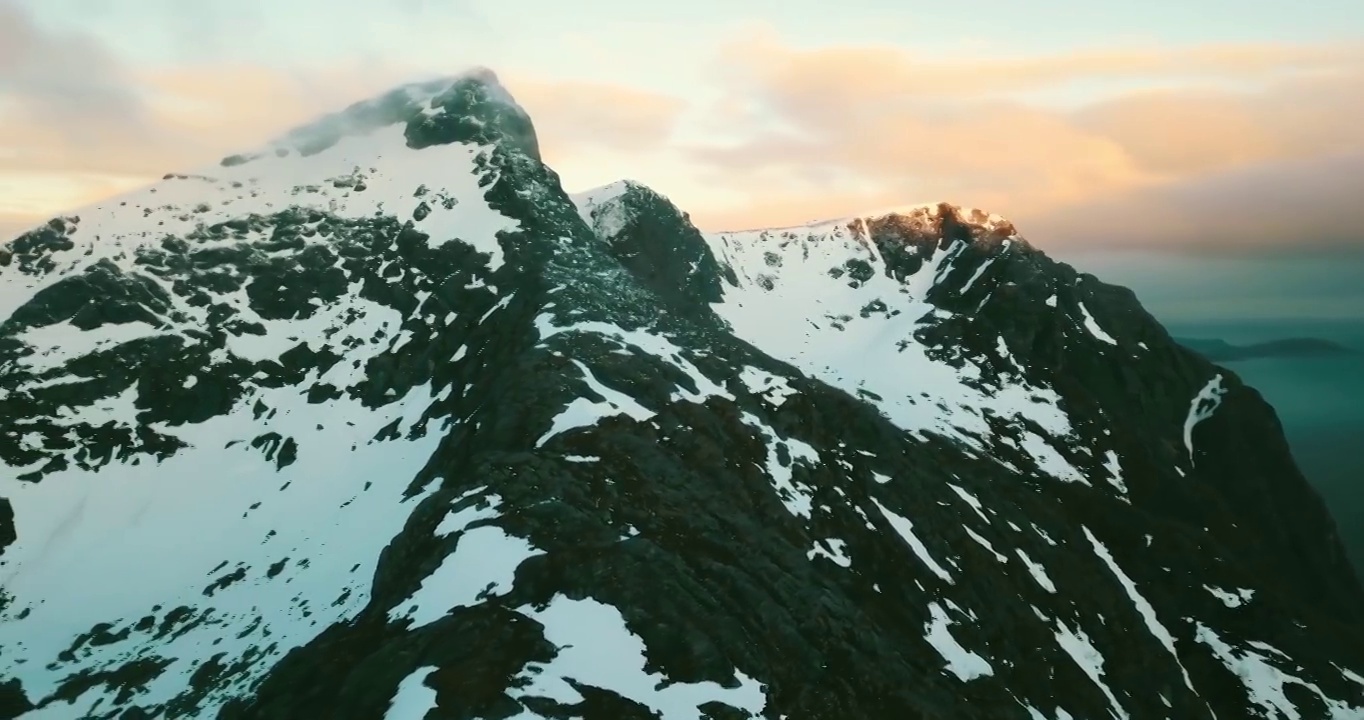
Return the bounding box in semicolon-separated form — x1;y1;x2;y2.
1084;527;1195;692
872;498;953;584
508;595;768;719
535;358;655;447
1183;375;1229;461
1193;623;1364;720
391;506;542;628
1077;302;1117;345
1204;585;1255;608
738;366;797;407
1053;620;1130;720
740;413;819;519
923;602;993;681
807;538;853;567
1102;450;1128;494
964;527;1008;563
386;666;440;719
1015;549;1057;593
13;320;164;373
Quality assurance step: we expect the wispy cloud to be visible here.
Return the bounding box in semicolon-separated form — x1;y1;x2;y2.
681;28;1364;252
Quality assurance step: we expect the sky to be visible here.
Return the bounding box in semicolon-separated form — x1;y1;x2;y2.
2;0;1363;320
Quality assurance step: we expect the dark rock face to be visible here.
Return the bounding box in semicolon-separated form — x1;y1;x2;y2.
0;679;34;720
1;71;1362;720
0;498;14;557
572;181;730;314
876;231;1364;623
405;72;542;160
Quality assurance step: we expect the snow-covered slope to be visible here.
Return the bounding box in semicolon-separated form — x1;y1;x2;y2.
2;70;1363;720
0;69;534;717
705;207;1089;484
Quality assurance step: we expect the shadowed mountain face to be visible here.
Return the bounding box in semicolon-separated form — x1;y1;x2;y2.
1168;318;1364;582
2;69;1363;720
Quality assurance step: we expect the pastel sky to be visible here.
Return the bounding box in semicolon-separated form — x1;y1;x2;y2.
3;0;1363;318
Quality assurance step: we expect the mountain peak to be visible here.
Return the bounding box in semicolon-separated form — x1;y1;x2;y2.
568;179;728;309
716;201;1018;240
568;179;666;237
864;201;1019;244
219;67;538;168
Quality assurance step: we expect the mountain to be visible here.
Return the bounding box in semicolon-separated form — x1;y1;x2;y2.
1177;336;1357;363
2;68;1363;720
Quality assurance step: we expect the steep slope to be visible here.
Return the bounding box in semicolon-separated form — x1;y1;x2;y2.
702;203;1364;622
0;69;1361;720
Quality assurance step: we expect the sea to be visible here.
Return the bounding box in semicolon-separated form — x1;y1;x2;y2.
1162;317;1364;575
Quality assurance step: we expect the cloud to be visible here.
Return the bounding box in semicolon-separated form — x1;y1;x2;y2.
721;29;1364;102
686;98;1149;219
0;37;685;237
1071;71;1364;176
1031;151;1364;255
681;29;1364;252
0;61;417;194
511;79;685;156
0;0;147;138
9;0;487;63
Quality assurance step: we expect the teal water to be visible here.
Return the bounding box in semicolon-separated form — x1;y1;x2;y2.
1164;318;1364;574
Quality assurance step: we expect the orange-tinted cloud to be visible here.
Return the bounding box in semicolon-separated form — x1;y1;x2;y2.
510;79;685;156
1072;71;1364;176
1029;151;1364;255
721;30;1364;102
683;30;1364;252
0;213;41;245
685;99;1150;223
0;52;685;237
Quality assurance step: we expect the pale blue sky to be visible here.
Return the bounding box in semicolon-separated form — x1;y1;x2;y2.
19;0;1364;95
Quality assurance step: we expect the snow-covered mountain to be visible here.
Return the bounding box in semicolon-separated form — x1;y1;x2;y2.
2;68;1362;720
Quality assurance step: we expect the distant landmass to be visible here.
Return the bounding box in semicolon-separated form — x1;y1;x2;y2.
1177;336;1357;362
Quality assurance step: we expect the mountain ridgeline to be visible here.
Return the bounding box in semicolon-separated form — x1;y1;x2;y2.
1;69;1362;720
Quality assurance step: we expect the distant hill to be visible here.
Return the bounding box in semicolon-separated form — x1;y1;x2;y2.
1177;336;1357;362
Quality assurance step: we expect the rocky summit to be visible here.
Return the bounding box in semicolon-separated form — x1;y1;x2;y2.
1;68;1362;720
